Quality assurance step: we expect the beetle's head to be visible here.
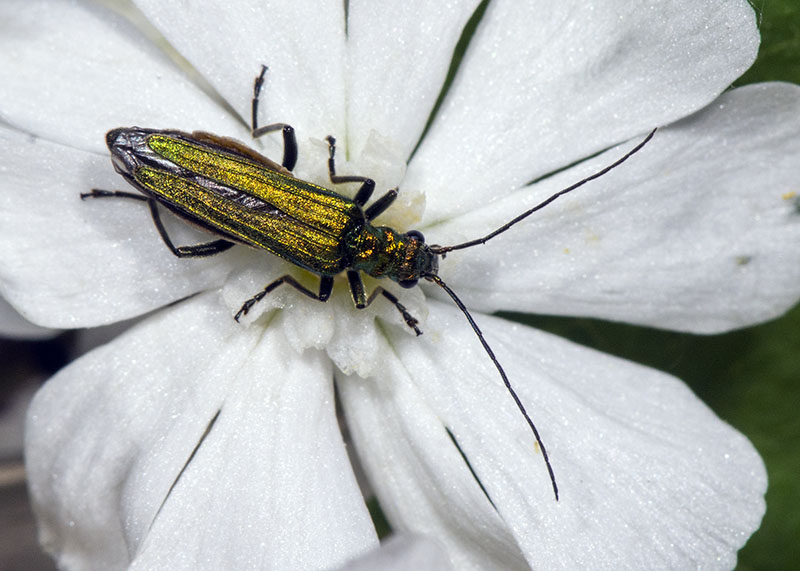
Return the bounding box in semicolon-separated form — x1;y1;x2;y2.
393;230;439;288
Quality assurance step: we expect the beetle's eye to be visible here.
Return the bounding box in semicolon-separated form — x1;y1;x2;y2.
398;278;418;288
406;230;425;242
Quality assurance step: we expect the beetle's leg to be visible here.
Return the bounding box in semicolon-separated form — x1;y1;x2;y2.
235;275;334;322
82;190;234;257
81;188;148;202
144;200;235;257
251;65;297;171
347;270;421;335
325;135;375;206
364;189;399;221
324;136;398;220
374;288;422;335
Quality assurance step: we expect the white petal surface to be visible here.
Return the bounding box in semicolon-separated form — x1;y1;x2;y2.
223;262;428;379
26;293;375;570
342;301;766;570
0;0;242;154
433;83;800;332
0;126;233;327
336;535;453;571
133;0;348;161
345;0;482;158
0;295;58;339
406;0;759;222
337;338;529;571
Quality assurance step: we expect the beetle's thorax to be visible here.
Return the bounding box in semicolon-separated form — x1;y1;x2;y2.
350;225;438;283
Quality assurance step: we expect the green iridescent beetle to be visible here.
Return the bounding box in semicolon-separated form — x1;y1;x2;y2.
84;65;655;501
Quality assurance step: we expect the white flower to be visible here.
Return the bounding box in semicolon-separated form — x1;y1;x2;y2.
337;535;453;571
0;295;58;339
1;0;798;569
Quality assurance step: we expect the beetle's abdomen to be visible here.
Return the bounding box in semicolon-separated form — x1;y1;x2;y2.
111;128;364;276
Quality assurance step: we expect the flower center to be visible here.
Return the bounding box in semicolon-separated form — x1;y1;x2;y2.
221;131;429;377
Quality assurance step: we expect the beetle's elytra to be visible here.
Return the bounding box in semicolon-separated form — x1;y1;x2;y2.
84;65;656;501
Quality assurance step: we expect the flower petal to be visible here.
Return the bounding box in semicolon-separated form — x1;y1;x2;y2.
336;535;453;571
337;338;529;571
26;293;375;570
434;83;800;332
0;295;58;339
341;300;766;569
405;0;759;222
0;126;232;327
0;0;242;153
345;0;482;158
133;0;348;149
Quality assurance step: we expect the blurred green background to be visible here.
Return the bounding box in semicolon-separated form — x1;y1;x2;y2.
511;2;800;569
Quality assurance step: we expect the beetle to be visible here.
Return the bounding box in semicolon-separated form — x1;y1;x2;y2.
83;65;656;501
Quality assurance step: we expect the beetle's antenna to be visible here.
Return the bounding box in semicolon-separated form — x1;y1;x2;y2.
432;128;656;255
425;273;559;501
